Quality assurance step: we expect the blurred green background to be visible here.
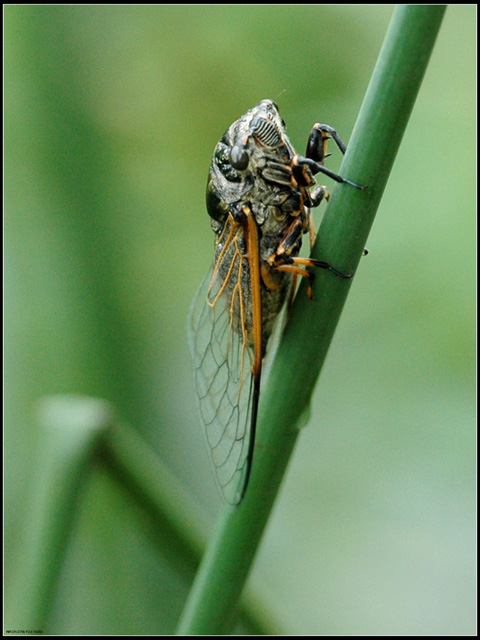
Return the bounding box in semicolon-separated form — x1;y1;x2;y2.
5;5;475;635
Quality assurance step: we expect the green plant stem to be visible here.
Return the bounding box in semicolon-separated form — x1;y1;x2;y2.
176;5;446;635
103;417;209;560
6;396;113;631
102;421;282;635
7;395;275;635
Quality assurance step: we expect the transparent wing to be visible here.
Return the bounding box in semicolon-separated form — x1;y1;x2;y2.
187;235;256;505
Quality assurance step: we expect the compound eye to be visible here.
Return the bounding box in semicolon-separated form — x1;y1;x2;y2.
229;145;249;170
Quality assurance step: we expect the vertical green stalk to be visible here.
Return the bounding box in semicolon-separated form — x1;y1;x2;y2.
177;5;446;635
6;396;113;631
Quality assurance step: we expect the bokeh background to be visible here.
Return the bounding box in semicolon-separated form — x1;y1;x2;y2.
5;5;475;635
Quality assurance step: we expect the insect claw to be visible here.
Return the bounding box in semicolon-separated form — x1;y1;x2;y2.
344;177;365;190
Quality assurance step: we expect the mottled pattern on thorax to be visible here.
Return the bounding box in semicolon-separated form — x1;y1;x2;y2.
206;100;313;349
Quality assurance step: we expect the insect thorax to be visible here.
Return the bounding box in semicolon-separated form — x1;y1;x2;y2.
206;102;312;256
205;100;315;348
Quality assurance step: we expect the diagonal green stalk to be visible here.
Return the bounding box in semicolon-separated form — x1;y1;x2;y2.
102;419;282;635
176;5;446;635
7;395;276;635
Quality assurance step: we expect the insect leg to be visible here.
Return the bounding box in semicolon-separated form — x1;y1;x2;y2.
281;256;353;299
265;218;305;265
310;184;329;208
264;215;352;300
293;256;353;280
274;263;316;299
300;123;365;189
262;218;305;304
297;156;364;189
306;123;347;163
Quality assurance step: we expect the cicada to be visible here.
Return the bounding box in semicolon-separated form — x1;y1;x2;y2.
188;99;361;505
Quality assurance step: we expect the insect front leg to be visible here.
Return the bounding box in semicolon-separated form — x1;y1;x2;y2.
306;125;368;254
295;122;365;190
306;123;347;164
